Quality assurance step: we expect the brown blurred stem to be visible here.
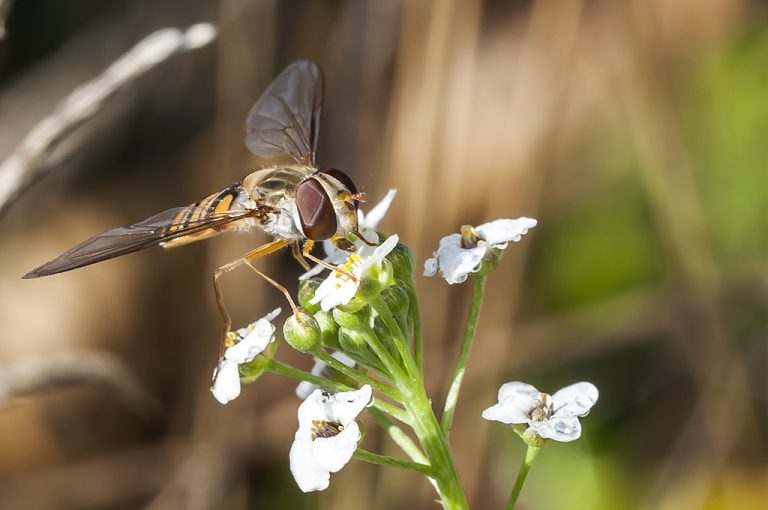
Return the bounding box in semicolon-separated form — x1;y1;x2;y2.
0;23;217;217
0;0;11;39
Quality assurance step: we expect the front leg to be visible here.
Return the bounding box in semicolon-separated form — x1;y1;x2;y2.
302;240;357;282
291;241;311;271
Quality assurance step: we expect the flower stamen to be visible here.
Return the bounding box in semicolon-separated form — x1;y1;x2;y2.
311;419;345;440
333;254;363;288
528;392;554;421
459;225;481;249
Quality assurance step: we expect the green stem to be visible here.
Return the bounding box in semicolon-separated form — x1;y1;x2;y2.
440;274;487;434
406;274;424;372
370;298;467;507
402;382;468;509
355;315;409;382
368;407;427;463
371;297;417;378
266;360;348;392
312;348;401;400
506;446;540;510
371;400;411;425
266;360;409;423
354;449;439;477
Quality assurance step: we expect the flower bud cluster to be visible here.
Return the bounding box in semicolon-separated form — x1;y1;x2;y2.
293;241;415;372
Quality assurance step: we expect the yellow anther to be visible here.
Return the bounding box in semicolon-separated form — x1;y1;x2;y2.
225;331;238;347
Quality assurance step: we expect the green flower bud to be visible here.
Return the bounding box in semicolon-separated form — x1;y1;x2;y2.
371;315;387;340
239;337;279;383
357;272;384;302
380;284;411;334
335;293;368;314
338;326;369;354
333;306;372;331
476;246;503;277
298;277;323;314
519;425;546;448
388;242;415;282
351;258;394;305
371;314;408;361
380;284;409;317
283;309;321;353
314;310;340;349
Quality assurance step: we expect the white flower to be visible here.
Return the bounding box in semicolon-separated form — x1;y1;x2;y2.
300;189;397;280
423;217;537;284
296;351;357;400
309;234;399;311
482;381;598;442
210;308;281;404
289;384;373;492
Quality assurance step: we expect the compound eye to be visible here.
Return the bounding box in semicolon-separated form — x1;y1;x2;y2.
319;167;358;197
296;178;337;240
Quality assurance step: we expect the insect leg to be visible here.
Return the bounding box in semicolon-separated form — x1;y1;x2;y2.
244;262;299;316
301;240;358;282
355;230;380;247
290;241;311;271
213;238;290;357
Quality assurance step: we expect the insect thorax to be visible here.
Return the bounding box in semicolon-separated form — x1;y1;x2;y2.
241;166;315;240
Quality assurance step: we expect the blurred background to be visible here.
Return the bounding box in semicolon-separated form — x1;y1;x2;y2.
0;0;766;508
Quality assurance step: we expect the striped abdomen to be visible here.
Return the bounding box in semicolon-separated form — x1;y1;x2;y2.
160;183;254;248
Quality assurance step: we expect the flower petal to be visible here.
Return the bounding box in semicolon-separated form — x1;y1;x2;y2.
361;189;397;229
475;217;537;249
423;257;438;277
482;403;528;424
310;277;359;311
360;234;399;272
528;415;582;442
296;389;331;428
497;381;540;402
552;382;599;418
289;437;330;492
290;385;372;492
225;308;280;363
430;233;488;285
326;384;373;424
210;359;241;404
481;382;540;424
312;421;361;472
309;235;398;311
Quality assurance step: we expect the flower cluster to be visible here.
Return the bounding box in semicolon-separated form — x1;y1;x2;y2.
310;234;399;311
205;188;599;505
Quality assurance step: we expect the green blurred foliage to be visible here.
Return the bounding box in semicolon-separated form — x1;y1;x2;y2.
685;28;768;270
530;179;664;312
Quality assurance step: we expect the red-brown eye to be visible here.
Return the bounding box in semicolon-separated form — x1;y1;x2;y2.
296;178;337;240
319;167;358;197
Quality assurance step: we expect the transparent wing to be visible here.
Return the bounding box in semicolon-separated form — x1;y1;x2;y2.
23;206;254;278
245;60;324;165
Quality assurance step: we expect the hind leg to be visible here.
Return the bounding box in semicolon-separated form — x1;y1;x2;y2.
213;239;290;356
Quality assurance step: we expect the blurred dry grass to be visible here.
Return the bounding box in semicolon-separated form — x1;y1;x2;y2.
0;0;766;509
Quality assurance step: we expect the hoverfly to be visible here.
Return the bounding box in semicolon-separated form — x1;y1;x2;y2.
23;60;374;343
